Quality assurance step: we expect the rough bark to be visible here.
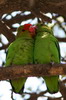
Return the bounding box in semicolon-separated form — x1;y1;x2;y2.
0;63;66;80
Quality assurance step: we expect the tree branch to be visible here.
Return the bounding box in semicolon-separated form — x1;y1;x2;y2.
0;63;66;80
59;81;66;99
0;21;15;42
57;37;66;42
2;14;35;32
0;43;9;50
3;14;35;24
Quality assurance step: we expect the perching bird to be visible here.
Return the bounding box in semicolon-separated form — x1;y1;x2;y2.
34;24;60;93
5;24;36;94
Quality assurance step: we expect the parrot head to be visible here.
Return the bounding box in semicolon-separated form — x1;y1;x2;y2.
36;23;53;35
16;24;36;38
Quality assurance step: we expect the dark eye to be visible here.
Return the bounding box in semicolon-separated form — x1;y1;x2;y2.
22;29;25;31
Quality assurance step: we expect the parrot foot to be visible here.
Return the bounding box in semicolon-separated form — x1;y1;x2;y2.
49;62;55;65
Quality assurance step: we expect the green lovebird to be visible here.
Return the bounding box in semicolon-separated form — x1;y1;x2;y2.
5;24;36;94
34;24;60;93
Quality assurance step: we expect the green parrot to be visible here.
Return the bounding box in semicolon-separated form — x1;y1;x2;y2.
34;24;60;93
5;24;36;94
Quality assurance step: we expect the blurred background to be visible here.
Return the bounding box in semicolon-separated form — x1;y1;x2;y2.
0;10;66;100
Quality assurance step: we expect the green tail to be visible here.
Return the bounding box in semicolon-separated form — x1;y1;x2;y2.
10;78;26;93
44;76;59;93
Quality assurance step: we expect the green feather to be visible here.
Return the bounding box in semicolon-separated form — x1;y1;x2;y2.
34;24;60;93
5;25;34;93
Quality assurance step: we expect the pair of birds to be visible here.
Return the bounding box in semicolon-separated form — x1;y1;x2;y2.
5;23;60;94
